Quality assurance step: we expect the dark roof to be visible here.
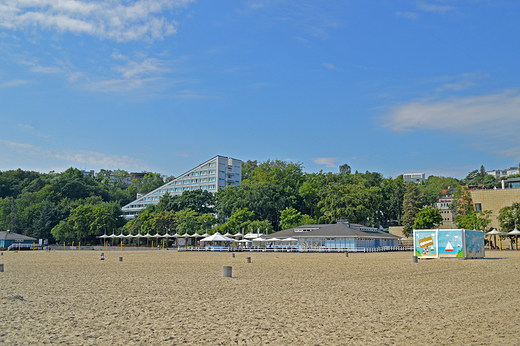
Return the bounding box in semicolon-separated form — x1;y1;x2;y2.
0;231;37;241
266;222;401;240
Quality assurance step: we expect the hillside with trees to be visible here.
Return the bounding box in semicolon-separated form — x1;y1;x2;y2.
1;161;505;243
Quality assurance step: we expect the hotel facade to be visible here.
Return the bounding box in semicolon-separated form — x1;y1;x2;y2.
122;156;242;219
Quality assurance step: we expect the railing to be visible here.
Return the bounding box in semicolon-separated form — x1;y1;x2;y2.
177;245;413;252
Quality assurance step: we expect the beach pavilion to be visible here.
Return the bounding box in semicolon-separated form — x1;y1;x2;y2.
264;220;400;252
0;230;37;250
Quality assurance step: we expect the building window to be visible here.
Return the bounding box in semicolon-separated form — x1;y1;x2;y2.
475;203;482;211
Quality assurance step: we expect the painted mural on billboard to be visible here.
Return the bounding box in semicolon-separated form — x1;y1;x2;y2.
414;230;438;258
438;230;464;257
464;230;485;258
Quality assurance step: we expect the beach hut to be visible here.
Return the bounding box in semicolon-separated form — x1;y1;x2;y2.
200;232;235;251
0;230;37;250
265;221;400;252
413;229;485;259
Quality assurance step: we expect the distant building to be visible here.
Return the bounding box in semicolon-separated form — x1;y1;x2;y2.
403;173;425;183
486;167;519;178
264;220;401;252
0;230;37;250
81;170;95;178
107;171;153;187
470;180;520;230
434;197;456;229
122;155;242;219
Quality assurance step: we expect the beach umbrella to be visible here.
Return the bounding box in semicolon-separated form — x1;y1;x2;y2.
267;237;280;242
251;237;266;242
142;233;153;247
508;228;520;251
233;232;243;238
487;229;503;251
201;232;210;238
244;232;258;239
134;233;143;247
224;232;233;238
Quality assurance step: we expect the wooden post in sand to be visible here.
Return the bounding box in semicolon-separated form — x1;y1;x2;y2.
246;257;251;263
412;255;418;263
0;264;4;272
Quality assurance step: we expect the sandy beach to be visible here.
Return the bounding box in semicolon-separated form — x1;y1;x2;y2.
1;249;519;345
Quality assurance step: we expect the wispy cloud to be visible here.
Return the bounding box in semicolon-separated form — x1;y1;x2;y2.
0;0;194;42
0;139;149;170
114;58;168;79
416;0;455;14
396;11;419;20
323;63;338;70
313;157;338;167
381;90;520;158
0;79;30;88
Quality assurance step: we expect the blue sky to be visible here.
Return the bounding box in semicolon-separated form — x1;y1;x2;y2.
1;0;519;179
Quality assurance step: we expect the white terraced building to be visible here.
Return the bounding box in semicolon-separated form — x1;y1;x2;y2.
122;155;242;219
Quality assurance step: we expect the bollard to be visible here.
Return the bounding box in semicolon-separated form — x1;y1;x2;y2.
412;256;418;263
345;251;348;257
222;266;232;277
119;257;123;262
0;264;4;272
246;257;251;263
232;253;235;258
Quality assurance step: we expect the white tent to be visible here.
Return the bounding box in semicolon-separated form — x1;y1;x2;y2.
200;232;236;242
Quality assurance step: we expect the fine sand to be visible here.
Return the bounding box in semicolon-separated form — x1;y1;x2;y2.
1;249;519;345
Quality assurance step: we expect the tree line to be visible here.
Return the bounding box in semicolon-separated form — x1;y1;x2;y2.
1;161;518;244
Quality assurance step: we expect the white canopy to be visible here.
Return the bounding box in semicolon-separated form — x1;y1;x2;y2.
200;232;236;242
282;237;298;242
238;239;252;243
98;234;109;238
252;237;267;242
487;229;503;235
267;237;281;242
224;232;233;238
508;229;520;235
108;233;119;238
142;233;153;238
244;232;260;239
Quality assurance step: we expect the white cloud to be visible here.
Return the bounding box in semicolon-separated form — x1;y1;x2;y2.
381;90;520;158
313;157;338;167
0;139;149;170
396;11;419;20
0;79;30;87
0;0;194;42
416;1;455;14
323;63;337;70
114;58;168;79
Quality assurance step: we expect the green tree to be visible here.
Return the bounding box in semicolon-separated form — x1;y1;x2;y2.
401;182;422;237
197;213;217;232
175;208;198;235
455;210;492;231
498;202;520;232
226;208;256;233
413;206;443;229
339;163;351;175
